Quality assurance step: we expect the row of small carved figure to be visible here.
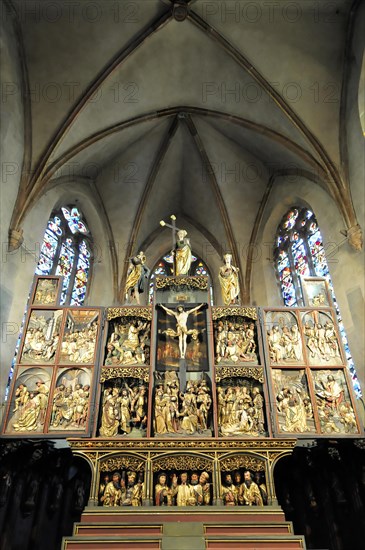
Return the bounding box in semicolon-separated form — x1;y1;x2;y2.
98;470;268;507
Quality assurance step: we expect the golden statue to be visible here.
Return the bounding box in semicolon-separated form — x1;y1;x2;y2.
238;471;264;506
218;253;240;305
125;251;149;304
174;229;192;276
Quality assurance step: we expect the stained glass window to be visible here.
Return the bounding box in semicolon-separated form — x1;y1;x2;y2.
35;206;92;306
148;254;212;303
274;207;361;397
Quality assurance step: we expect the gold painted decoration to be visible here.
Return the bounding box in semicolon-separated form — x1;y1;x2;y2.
155;276;208;290
212;307;257;321
100;367;150;383
152;455;213;472
100;456;146;472
68;438;297;450
107;307;152;321
216;366;264;382
219;455;265;472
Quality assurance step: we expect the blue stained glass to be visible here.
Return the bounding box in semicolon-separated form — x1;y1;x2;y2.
70;241;90;306
292;241;310;275
35;225;59;275
61;207;88;234
279;262;296;306
195;262;207;276
275;206;362;397
163;254;174;264
278;252;290;273
283;209;298;230
35;254;54;275
41;230;58;259
48;216;63;236
56;238;75;304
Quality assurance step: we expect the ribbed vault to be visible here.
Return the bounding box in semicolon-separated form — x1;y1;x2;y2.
6;0;362;303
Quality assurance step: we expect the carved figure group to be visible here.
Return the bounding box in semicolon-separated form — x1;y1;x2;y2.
276;385;312;433
51;382;90;429
99;471;143;506
154;374;212;436
221;470;266;506
155;471;211;506
99;383;147;437
11;380;50;432
22;323;60;363
34;279;58;305
60;321;98;363
217;383;265;436
267;323;303;363
105;319;150;365
303;320;341;363
314;372;358;434
215;318;258;364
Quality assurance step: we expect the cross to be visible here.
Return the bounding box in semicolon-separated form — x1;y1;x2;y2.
159;215;181;254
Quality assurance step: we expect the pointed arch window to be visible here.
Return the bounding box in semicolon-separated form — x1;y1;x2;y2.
148;253;213;304
35;206;92;306
274;207;361;397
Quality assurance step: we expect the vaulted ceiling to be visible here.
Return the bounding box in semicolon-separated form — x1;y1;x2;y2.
8;0;360;301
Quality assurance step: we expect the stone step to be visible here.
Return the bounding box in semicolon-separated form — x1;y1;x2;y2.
62;534;306;550
80;505;287;524
73;520;293;537
63;506;305;550
205;536;306;549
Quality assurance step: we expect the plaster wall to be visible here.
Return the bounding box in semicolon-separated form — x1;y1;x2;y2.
0;8;25;417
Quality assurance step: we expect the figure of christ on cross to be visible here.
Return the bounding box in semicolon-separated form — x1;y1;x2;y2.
159;304;204;359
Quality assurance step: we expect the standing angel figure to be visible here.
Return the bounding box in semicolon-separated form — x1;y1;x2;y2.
159;303;204;359
218;253;240;306
174;229;192;276
125;251;150;304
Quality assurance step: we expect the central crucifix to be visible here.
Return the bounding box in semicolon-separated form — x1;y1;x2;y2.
160;215;192;276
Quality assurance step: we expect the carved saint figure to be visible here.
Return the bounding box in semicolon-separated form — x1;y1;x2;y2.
174;229;192;276
238;470;264;506
192;471;211;506
125;251;149;304
221;473;238;506
103;472;123;506
155;473;173;506
218;253;240;306
171;472;196;506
